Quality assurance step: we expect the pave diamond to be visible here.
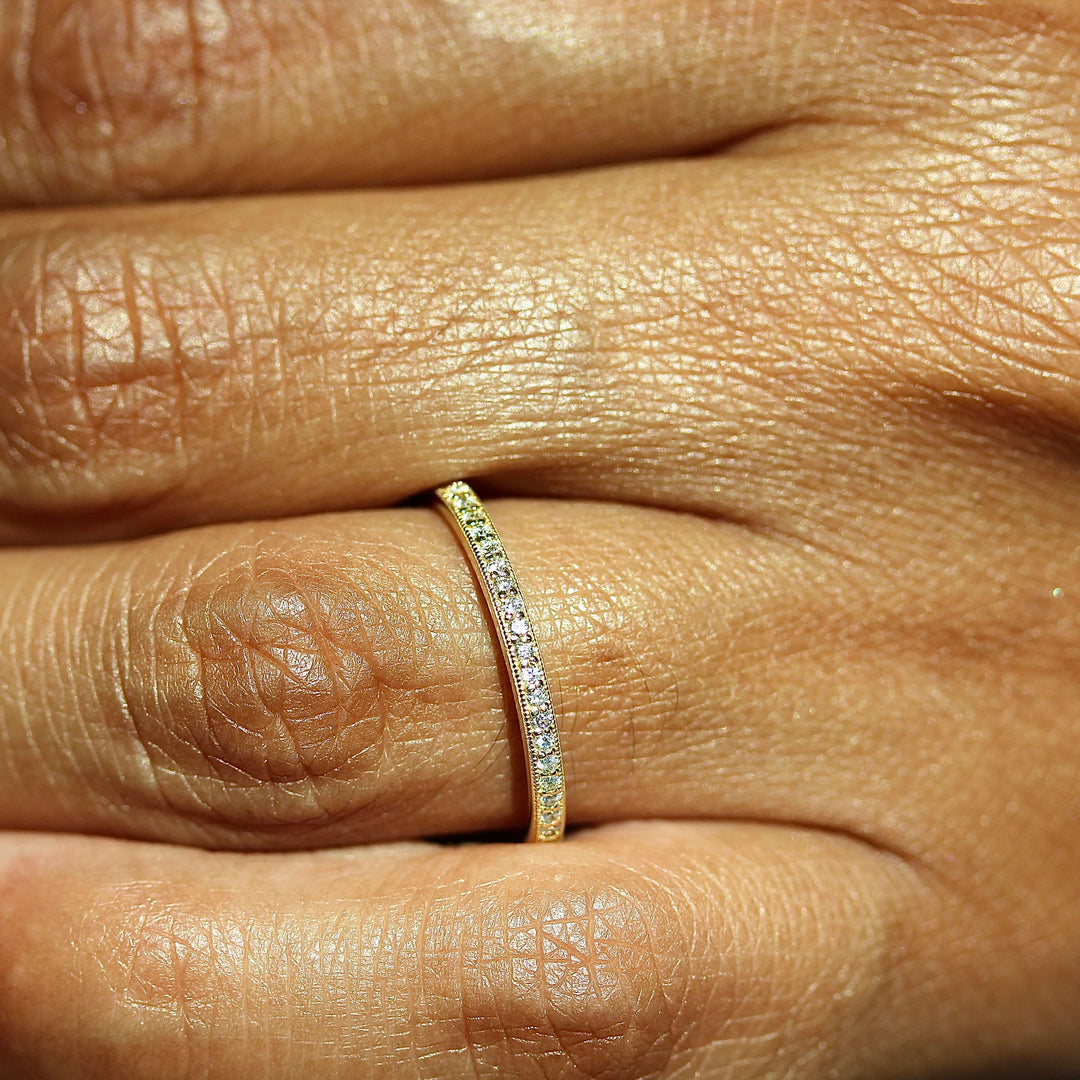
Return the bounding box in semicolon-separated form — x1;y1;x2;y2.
520;664;541;686
539;791;561;809
516;641;535;662
537;774;561;795
489;572;514;595
537;754;560;775
528;707;554;734
532;732;556;755
509;618;529;639
528;686;550;709
503;595;525;617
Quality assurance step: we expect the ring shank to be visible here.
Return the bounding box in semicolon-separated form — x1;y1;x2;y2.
434;482;566;842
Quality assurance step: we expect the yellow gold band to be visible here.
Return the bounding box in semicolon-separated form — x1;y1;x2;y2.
434;481;566;842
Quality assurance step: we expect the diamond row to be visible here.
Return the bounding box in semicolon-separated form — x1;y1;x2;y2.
435;481;565;842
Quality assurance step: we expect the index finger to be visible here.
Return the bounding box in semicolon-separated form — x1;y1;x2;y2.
0;0;1044;204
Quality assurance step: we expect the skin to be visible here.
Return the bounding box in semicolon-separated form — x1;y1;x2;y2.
0;0;1078;1076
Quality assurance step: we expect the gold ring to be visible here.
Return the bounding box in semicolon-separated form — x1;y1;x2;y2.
434;481;566;842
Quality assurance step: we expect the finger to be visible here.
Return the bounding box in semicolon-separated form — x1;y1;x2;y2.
5;88;1079;549
0;501;825;847
0;823;1009;1080
0;0;1024;205
1;499;1076;870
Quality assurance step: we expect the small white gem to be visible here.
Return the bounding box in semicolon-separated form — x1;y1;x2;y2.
537;775;561;795
540;808;560;825
528;707;554;733
490;573;515;595
504;595;525;617
533;732;556;754
485;557;509;576
516;641;535;662
520;664;541;686
539;825;560;840
528;686;550;709
537;754;560;775
510;618;529;638
539;791;561;809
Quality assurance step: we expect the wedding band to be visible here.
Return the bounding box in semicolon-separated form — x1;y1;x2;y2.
434;481;566;842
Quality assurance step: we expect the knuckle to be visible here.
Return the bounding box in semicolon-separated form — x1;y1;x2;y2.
92;890;235;1052
451;869;693;1080
1;0;261;201
0;231;193;517
0;850;207;1073
121;540;439;834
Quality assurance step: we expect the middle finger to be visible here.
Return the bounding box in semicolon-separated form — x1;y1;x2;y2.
2;143;1054;546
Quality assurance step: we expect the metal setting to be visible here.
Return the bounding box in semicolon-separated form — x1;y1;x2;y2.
435;481;565;842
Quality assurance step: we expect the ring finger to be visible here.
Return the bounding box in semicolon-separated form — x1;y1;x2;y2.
1;493;1070;867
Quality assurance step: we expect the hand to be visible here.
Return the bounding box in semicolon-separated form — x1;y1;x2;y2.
1;1;1078;1076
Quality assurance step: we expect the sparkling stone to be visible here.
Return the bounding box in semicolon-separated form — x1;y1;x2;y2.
520;664;541;686
516;641;535;662
528;686;550;710
533;732;556;755
528;707;554;734
490;572;515;595
537;754;560;775
484;556;510;577
509;618;529;638
537;774;561;795
503;595;525;617
475;538;501;560
538;825;560;840
539;791;561;809
540;809;561;826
